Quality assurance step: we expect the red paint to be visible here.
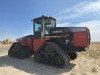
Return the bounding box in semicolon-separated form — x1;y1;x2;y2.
17;39;28;46
17;35;49;52
16;36;33;51
26;37;33;50
17;27;90;52
33;38;49;51
73;31;89;47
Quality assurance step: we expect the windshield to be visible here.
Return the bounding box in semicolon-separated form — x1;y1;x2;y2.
44;19;56;35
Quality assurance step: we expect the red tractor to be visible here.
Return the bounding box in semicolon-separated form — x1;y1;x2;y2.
8;15;90;68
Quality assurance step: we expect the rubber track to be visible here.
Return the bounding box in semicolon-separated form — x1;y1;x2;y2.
34;42;70;68
8;42;32;59
47;42;70;64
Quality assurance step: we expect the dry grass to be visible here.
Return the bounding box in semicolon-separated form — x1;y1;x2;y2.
80;42;100;59
80;49;100;59
0;44;11;48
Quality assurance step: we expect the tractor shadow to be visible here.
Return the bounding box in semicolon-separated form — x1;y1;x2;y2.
0;55;76;75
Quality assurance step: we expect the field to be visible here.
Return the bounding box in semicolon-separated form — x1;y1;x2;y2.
0;43;100;75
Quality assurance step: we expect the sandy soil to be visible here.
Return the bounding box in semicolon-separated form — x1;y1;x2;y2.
0;43;100;75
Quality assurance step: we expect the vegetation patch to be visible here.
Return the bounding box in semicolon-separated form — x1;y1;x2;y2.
80;49;100;59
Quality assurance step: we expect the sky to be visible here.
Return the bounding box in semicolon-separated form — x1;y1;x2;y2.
0;0;100;41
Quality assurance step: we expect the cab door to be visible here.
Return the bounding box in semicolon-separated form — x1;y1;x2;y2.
34;20;42;38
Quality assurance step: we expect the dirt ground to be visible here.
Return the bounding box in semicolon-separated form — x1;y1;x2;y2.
0;43;100;75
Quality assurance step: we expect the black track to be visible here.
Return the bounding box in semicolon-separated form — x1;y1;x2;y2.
52;38;78;60
34;42;70;68
8;42;32;59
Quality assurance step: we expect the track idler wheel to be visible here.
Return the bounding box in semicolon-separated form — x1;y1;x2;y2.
8;42;19;57
54;55;66;68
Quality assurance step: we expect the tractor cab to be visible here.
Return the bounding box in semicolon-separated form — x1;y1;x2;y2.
32;15;56;38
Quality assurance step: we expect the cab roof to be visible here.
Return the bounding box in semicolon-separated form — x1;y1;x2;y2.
33;15;56;21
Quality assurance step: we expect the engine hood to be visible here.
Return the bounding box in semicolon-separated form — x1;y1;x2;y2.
50;27;88;34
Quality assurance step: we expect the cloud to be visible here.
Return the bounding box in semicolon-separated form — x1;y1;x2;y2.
56;0;100;41
57;20;100;41
57;23;72;27
75;21;100;41
56;0;100;21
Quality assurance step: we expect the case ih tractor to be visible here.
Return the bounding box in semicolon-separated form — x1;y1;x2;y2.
8;15;90;68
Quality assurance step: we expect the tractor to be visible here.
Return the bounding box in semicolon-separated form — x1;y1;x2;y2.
8;15;90;68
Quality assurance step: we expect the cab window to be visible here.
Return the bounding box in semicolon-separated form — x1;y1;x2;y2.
44;19;56;35
34;20;41;32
